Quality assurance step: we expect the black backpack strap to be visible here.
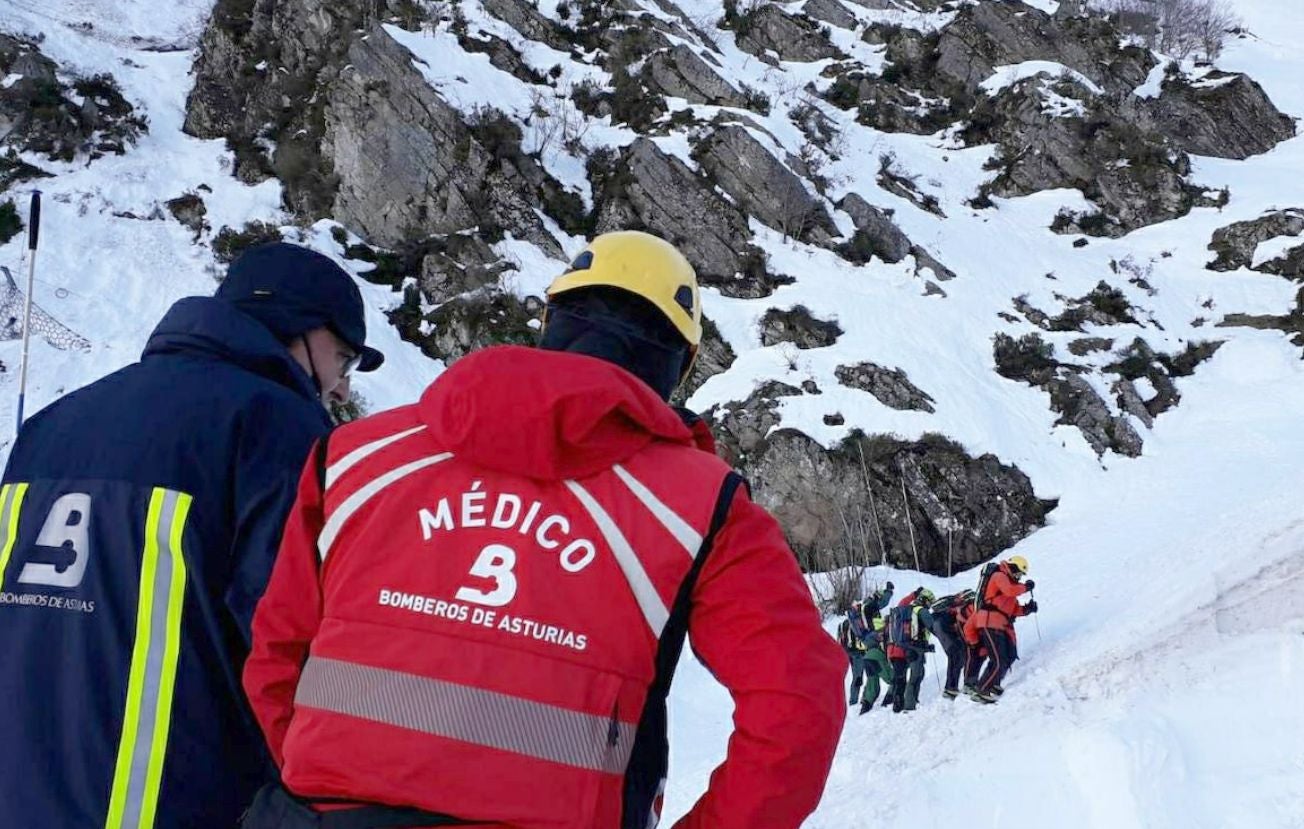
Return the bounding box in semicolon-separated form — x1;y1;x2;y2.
314;427;335;494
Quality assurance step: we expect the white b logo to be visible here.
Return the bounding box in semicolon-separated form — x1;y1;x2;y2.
455;544;518;607
19;493;92;589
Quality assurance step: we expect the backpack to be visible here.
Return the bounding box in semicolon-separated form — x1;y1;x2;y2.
974;562;1000;612
837;618;854;650
931;591;974;620
887;605;913;647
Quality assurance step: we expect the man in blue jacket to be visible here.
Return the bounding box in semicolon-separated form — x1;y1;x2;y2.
0;242;383;828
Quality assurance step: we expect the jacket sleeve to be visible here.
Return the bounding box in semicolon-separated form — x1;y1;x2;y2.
226;398;327;643
242;447;326;767
990;572;1030;618
673;486;846;829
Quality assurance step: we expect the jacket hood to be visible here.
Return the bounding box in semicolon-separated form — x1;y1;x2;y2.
420;346;701;480
142;296;321;404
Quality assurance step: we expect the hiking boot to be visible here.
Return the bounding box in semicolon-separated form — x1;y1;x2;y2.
943;689;959;700
859;700;874;716
991;685;1005;696
972;690;998;704
962;685;980;699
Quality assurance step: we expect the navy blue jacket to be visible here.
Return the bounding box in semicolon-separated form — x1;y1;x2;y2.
0;297;330;828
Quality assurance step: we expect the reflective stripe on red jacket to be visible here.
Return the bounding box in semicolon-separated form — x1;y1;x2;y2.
970;564;1029;633
244;346;846;829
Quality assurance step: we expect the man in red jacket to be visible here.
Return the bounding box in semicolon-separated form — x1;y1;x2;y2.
966;556;1037;703
241;231;847;828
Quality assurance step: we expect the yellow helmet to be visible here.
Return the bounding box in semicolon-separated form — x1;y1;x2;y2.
1007;555;1029;576
546;231;702;348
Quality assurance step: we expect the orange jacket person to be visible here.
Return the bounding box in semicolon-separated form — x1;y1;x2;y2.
241;231;847;828
966;556;1037;703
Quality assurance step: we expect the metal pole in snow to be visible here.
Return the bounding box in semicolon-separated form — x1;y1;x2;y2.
15;190;41;433
1031;587;1042;644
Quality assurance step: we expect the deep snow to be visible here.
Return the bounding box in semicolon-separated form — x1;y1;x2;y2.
0;0;1301;826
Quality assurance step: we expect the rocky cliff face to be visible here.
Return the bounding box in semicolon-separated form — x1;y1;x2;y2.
180;0;1295;574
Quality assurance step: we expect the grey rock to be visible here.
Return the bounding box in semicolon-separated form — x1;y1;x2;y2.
165;193;208;237
592;138;781;298
1218;286;1304;353
934;0;1155;95
693;125;837;243
835;362;936;412
324;26;560;253
0;35;145;162
676;317;738;404
759;305;842;348
480;0;571;50
418;234;515;304
706;400;1052;574
1133;70;1295;160
1112;378;1154;428
1207;209;1304;275
1047;370;1143;457
643;45;747;107
837;194;912;262
973;78;1199;236
1067;336;1114;356
734;4;841;63
393;289;540;365
803;0;857;30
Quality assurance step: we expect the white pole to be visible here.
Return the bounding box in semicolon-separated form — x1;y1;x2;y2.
15;190;41;433
900;471;921;573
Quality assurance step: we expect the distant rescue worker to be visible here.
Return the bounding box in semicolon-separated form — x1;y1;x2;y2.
966;556;1037;703
0;243;383;827
927;589;975;700
838;583;892;713
883;587;935;713
242;231;847;829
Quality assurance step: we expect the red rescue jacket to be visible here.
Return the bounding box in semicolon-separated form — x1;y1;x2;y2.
244;346;846;829
969;563;1029;634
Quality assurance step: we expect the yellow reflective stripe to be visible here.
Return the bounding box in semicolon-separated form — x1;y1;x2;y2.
106;488;190;829
0;483;30;592
106;489;165;829
138;492;190;829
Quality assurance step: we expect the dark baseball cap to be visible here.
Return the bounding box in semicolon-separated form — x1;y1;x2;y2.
216;242;383;372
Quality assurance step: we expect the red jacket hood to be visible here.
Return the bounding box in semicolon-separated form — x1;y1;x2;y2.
419;346;707;480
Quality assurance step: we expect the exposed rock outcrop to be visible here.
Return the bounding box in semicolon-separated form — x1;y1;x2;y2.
707;387;1052;574
676;317;737;404
1207;209;1304;276
836;362;936;412
759;305;842;348
692;125;837;244
642;45;747;107
969;76;1208;236
1132;70;1296;160
592;138;783;298
0;34;145;163
836;193;956;279
934;0;1155;95
731;4;841;64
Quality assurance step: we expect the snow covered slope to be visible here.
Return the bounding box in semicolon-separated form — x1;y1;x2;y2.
0;0;1301;826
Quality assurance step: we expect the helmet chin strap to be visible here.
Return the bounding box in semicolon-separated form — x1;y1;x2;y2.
300;335;329;408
